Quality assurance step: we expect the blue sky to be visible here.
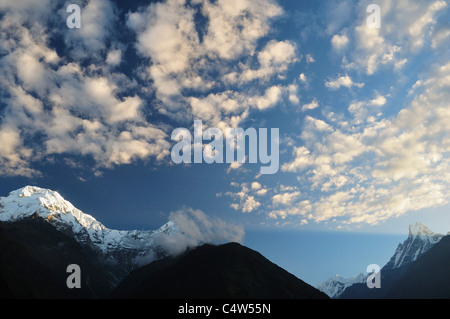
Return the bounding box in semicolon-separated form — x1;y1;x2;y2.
0;0;449;286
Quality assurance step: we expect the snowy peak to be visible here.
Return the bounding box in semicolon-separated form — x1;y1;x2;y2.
318;222;446;298
0;186;179;264
316;273;366;299
408;222;437;238
385;222;444;270
15;185;57;198
2;186;106;232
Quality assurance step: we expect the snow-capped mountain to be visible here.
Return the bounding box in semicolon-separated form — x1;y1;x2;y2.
384;222;444;270
316;273;366;299
0;186;247;298
317;222;445;298
0;186;179;276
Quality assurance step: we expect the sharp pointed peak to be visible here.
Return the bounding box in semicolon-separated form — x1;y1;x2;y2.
408;222;435;237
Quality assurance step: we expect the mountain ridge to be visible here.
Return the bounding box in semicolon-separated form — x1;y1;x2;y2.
317;222;445;298
112;242;329;299
0;186;178;271
0;185;326;299
0;185;191;294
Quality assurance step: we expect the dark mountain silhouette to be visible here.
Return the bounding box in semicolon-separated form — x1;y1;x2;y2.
385;235;450;299
338;266;408;299
0;215;326;299
0;215;113;298
338;223;445;299
111;242;328;299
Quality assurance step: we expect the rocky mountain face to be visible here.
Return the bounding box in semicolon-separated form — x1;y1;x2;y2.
318;222;446;299
385;234;450;298
316;273;366;299
0;186;182;297
383;223;444;270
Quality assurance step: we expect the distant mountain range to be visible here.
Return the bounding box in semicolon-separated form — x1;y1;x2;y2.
317;222;450;299
0;186;327;299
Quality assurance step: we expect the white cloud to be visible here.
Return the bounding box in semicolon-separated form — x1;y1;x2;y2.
280;60;450;226
63;0;118;60
348;93;387;124
127;0;294;128
325;75;364;89
299;73;307;82
149;207;244;258
256;189;268;196
431;27;450;48
253;85;283;110
0;124;37;177
251;182;268;196
200;0;283;60
288;84;300;105
227;161;244;174
272;191;301;206
331;33;349;50
408;0;448;50
240;195;261;213
305;54;315;63
301;99;319;111
225;182;263;213
251;182;262;190
345;0;448;75
0;1;172;176
106;49;122;66
239;40;298;83
324;0;354;35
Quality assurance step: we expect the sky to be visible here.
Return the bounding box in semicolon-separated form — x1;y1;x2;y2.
0;0;449;286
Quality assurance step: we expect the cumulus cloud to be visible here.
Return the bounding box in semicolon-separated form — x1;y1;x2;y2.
279;60;450;226
272;191;301;206
106;49;122;66
301;99;320;111
325;75;364;89
331;32;349;50
0;0;171;176
251;182;262;190
299;73;307;83
0;0;302;177
238;40;298;83
342;0;448;74
348;94;387;124
62;0;118;60
0;124;38;177
127;0;299;127
224;182;265;213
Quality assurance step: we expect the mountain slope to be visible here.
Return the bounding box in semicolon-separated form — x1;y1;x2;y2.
0;186;180;286
336;223;444;299
0;186;187;297
0;214;112;298
112;242;329;299
318;222;444;299
1;186;324;299
384;223;444;270
385;235;450;298
316;274;366;299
